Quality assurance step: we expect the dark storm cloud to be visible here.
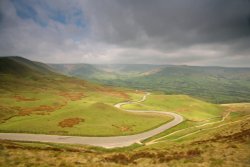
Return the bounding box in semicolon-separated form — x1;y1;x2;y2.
0;0;250;66
84;0;250;49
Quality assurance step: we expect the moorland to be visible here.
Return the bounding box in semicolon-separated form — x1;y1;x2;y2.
0;56;249;166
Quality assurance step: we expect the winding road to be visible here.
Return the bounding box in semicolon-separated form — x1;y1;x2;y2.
0;93;183;148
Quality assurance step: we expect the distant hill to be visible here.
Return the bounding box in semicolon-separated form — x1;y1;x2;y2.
0;56;117;95
116;65;250;103
0;56;54;76
50;63;250;103
93;64;166;74
2;56;250;103
49;64;166;80
49;64;118;80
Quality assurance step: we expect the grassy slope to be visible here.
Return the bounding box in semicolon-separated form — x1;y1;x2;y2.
58;64;250;104
123;94;223;121
0;57;171;136
49;63;119;80
122;93;226;144
0;57;249;166
106;66;250;103
0;103;249;167
137;66;250;103
0;56;53;76
0;101;171;136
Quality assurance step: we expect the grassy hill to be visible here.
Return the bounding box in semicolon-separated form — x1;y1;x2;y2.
123;94;223;121
49;63;119;80
0;56;249;166
0;56;171;136
0;103;249;166
50;64;166;81
52;63;250;103
117;66;250;103
0;56;54;76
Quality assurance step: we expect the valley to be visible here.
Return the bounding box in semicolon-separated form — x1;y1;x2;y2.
1;1;250;166
0;56;249;166
0;57;171;137
50;63;250;104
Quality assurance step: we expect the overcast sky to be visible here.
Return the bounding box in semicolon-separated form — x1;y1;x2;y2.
0;0;250;66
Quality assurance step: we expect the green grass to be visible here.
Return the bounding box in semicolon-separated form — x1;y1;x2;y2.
56;64;250;104
0;84;171;136
123;94;224;121
143;103;250;145
0;99;171;136
0;57;172;136
0;92;65;108
1;56;249;167
0;108;249;167
121;93;225;144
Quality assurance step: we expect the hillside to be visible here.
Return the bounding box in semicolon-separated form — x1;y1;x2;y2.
49;64;118;80
0;56;249;166
123;94;223;121
52;63;250;103
0;102;249;167
0;56;54;76
0;56;170;136
49;64;167;81
116;66;250;103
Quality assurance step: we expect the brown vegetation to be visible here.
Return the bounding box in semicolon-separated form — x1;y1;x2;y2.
222;103;250;114
112;124;135;132
17;103;66;116
0;106;19;122
176;108;188;112
58;92;85;101
193;126;250;145
58;118;84;128
13;95;37;102
95;87;130;99
0;122;249;167
103;149;202;165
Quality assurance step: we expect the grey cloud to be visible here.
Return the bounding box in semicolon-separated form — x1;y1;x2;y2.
0;0;250;66
83;0;250;49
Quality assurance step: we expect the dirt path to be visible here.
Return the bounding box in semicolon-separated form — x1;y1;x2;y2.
0;93;183;148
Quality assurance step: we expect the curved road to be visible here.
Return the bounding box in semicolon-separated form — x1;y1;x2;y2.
0;93;183;148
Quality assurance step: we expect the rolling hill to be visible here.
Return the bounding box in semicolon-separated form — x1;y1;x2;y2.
50;63;250;103
0;56;54;76
0;56;249;167
115;65;250;103
49;63;118;80
0;56;231;137
0;56;173;136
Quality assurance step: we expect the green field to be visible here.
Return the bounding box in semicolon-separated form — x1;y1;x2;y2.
123;94;224;121
0;97;171;136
